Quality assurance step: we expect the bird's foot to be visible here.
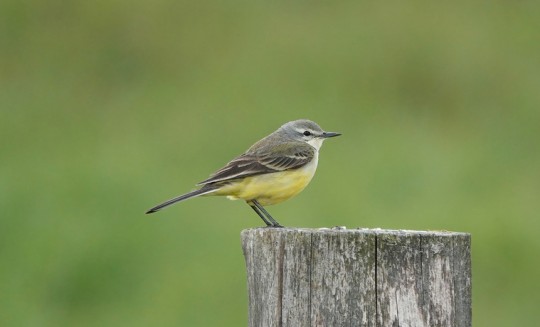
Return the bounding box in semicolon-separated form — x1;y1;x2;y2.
264;223;284;228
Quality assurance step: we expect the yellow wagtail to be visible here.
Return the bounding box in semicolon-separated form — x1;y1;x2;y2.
146;119;340;227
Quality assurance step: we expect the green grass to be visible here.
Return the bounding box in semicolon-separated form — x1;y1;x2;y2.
1;1;539;326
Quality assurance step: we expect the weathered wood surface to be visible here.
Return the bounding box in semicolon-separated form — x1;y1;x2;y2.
241;228;471;327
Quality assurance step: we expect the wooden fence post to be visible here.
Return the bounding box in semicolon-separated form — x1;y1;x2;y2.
241;228;471;327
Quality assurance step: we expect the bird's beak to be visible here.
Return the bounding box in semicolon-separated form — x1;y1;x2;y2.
322;131;341;138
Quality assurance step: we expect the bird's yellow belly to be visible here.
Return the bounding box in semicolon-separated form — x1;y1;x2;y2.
215;168;316;206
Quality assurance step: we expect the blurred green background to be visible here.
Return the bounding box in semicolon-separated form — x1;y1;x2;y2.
1;1;539;326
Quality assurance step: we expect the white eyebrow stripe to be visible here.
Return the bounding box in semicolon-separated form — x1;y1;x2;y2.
295;127;313;134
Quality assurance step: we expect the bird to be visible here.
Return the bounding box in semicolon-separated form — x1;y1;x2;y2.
146;119;341;227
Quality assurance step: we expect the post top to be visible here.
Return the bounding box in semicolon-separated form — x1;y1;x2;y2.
241;226;470;238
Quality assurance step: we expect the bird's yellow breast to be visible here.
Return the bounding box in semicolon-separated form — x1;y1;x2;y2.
214;153;319;206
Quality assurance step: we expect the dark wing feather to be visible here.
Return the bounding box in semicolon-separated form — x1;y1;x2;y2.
197;142;314;185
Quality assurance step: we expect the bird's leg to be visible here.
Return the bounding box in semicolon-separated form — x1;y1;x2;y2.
251;200;283;228
249;202;273;227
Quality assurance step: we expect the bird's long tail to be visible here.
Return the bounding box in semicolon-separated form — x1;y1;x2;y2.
146;186;219;214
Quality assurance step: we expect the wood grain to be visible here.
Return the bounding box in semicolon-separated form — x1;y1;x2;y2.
241;228;471;327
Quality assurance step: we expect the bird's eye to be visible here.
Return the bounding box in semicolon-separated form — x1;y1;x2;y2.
303;131;311;136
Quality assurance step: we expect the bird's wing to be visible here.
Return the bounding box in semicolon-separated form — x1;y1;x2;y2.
197;142;315;185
